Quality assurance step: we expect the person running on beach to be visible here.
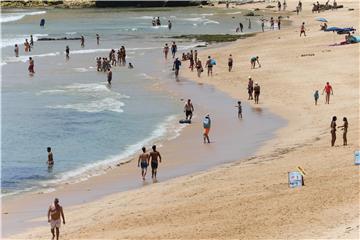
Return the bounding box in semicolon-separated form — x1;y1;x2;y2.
80;35;85;47
254;82;260;104
330;116;337;146
314;90;319;105
322;82;333;104
48;198;65;240
338;117;348;146
168;20;172;30
248;77;254;100
149;145;162;180
251;56;261;69
239;22;244;32
171;42;177;58
203;114;211;144
24;39;30;52
205;56;213;77
28;57;35;74
173;57;181;80
228;54;233;72
65;46;70;60
300;22;306;37
47;147;54;167
196;58;203;77
107;68;112;85
14;44;19;57
236;101;242;119
96;34;100;45
261;19;265;32
163;43;169;59
30;35;34;46
138;147;149;181
184;99;194;120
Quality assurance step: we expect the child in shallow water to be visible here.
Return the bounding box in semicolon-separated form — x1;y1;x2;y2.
314;90;319;105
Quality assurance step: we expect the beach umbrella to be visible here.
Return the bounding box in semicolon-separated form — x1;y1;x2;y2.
316;17;328;22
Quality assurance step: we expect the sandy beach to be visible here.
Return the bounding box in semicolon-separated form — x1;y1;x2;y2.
4;0;359;239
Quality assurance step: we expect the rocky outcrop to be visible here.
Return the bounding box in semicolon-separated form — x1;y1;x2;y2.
0;0;95;9
95;1;207;8
37;37;81;41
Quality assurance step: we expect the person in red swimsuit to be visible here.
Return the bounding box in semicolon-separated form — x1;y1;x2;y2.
322;82;334;104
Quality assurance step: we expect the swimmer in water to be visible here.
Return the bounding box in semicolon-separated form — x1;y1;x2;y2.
128;62;134;69
47;147;54;167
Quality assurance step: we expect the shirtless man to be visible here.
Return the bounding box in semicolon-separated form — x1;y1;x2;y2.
173;57;181;81
228;54;233;72
330;116;337;146
322;82;333;104
107;68;112;85
171;42;177;58
80;35;85;47
47;147;54;167
149;145;162;180
47;198;65;240
28;57;35;74
138;147;149;181
205;56;213;77
163;43;169;59
184;99;194;120
300;22;306;37
14;44;19;57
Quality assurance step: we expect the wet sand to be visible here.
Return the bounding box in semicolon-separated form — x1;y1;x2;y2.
4;0;360;238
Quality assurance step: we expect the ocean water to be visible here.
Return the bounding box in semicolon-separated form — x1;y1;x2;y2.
1;7;262;195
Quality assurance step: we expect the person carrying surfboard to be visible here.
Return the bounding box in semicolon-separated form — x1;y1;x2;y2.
203;114;211;144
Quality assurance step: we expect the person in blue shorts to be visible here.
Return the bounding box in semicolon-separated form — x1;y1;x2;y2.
138;147;149;181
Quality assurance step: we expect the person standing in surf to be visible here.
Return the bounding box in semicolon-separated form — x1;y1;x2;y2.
30;35;34;46
236;101;243;119
28;57;35;75
47;147;54;167
171;42;177;58
163;43;169;60
14;44;19;57
203;114;211;144
322;82;333;104
196;58;203;78
149;145;162;180
338;117;348;146
65;46;70;60
173;57;181;81
239;22;244;32
168;20;172;30
96;34;100;45
80;35;85;47
138;147;149;181
48;198;65;240
107;68;112;85
24;39;30;52
184;99;194;121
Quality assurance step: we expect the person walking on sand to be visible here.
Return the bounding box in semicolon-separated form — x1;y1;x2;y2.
338;117;348;146
270;17;275;30
163;43;169;59
330;116;337;146
96;34;100;45
196;58;203;77
173;57;181;81
261;19;265;32
138;147;149;181
48;198;65;240
171;41;177;58
47;147;54;167
228;54;233;72
28;57;35;74
239;22;244;32
322;82;333;104
107;68;112;85
65;46;70;60
254;82;260;104
248;76;254;100
300;22;306;37
80;35;85;47
236;101;242;119
14;44;19;57
203;114;211;144
251;56;261;69
184;99;194;120
205;56;213;77
314;90;319;105
149;145;162;180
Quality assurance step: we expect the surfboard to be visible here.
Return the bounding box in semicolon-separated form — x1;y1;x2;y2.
179;119;191;124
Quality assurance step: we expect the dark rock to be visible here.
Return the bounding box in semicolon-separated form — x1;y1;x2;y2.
38;37;81;41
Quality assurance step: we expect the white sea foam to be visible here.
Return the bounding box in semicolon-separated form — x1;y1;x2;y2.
0;33;48;48
65;32;77;35
203;20;220;25
226;11;242;15
4;52;60;63
178;42;207;50
0;10;46;23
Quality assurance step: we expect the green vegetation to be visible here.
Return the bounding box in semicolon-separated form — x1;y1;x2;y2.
172;34;256;43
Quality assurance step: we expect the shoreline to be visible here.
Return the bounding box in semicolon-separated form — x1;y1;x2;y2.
4;0;360;238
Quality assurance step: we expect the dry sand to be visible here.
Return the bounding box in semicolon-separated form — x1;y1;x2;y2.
6;0;359;239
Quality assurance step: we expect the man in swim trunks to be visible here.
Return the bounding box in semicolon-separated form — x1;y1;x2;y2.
173;57;181;81
184;99;194;120
47;147;54;167
138;147;149;181
247;76;254;100
107;68;112;85
163;43;169;59
48;198;65;240
250;56;261;69
149;145;162;180
239;22;243;32
236;101;242;119
171;41;177;58
330;116;337;146
28;57;35;74
300;22;306;37
253;82;260;104
205;56;213;77
322;82;333;104
203;114;211;144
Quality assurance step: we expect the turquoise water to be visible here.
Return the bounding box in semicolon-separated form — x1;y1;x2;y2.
1;7;262;195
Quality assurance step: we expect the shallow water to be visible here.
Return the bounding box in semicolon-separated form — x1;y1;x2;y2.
1;7;264;195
